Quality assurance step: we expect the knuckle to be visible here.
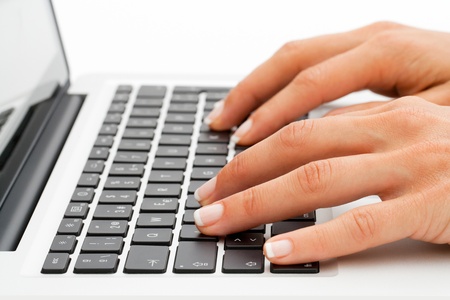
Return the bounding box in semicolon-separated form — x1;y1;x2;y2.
366;21;403;32
277;120;315;151
309;225;329;257
346;208;377;244
294;66;324;92
223;151;251;180
295;160;332;196
277;40;302;57
240;188;263;218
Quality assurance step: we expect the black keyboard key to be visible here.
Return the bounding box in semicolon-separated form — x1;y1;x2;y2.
190;167;221;180
179;225;218;242
116;85;133;94
123;128;154;139
173;241;217;273
81;237;124;253
148;170;184;183
159;135;191;146
83;160;105;173
41;253;71;274
127;118;158;128
118;139;151;151
271;221;315;236
168;103;198;113
222;250;264;273
145;183;182;197
108;103;126;114
152;158;186;170
109;163;145;176
137;85;166;98
136;213;176;228
93;205;133;220
141;198;179;213
103;113;122;124
57;219;83;235
188;180;207;194
99;190;137;204
71;187;95;203
112;93;129;102
77;173;100;187
287;211;317;222
89;147;109;160
124;246;170;273
194;155;227;167
104;177;141;190
162;123;194;135
165;113;195;124
171;94;199;103
155;146;189;157
185;194;201;209
99;124;118;135
130;108;160;118
64;202;89;219
225;233;264;249
94;135;115;147
182;210;195;224
49;235;77;253
196;143;228;155
114;151;148;163
134;98;163;107
206;91;229;101
131;229;173;246
270;261;320;274
87;220;128;237
74;254;119;274
198;132;230;143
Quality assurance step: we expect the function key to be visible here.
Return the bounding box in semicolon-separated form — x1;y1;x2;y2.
57;218;84;235
116;85;133;94
77;173;100;188
83;160;105;173
112;94;129;103
64;202;90;219
137;85;167;99
94;136;114;147
71;187;95;202
89;147;109;160
49;235;77;253
103;113;122;124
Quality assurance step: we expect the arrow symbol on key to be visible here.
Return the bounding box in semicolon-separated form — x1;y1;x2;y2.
147;259;159;266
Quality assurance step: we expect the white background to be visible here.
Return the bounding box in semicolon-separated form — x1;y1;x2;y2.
52;0;450;82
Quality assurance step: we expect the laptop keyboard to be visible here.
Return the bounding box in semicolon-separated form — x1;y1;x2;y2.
41;85;319;275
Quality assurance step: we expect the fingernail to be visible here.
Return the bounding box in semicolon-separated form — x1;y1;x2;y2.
204;100;224;125
194;203;224;227
194;177;217;202
264;240;293;259
231;119;252;144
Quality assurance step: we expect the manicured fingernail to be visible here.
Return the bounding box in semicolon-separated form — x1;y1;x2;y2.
204;100;224;125
194;203;224;227
194;177;217;202
264;240;293;259
231;119;252;144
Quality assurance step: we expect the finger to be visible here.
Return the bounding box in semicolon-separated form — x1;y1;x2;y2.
196;117;376;206
194;152;405;236
414;81;450;105
206;22;404;130
324;100;389;116
229;41;391;145
263;196;419;264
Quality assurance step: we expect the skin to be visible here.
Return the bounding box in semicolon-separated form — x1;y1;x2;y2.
193;22;450;264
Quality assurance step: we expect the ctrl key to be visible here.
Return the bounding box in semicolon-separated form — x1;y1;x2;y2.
74;254;119;274
41;253;70;274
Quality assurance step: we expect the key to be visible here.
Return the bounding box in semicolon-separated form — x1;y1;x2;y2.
77;173;100;187
118;139;151;151
159;135;191;146
162;123;194;135
185;194;201;209
222;250;264;273
190;167;221;180
134;98;163;107
104;113;122;124
116;85;133;94
83;160;105;173
196;143;228;155
74;254;119;274
171;94;199;103
131;228;173;246
124;246;170;273
271;221;315;236
108;103;126;113
64;202;89;219
71;187;95;202
81;237;124;253
270;261;320;274
173;241;217;273
141;198;179;213
99;124;118;135
57;218;83;235
114;151;148;163
179;225;218;242
136;213;176;228
49;235;77;253
99;190;137;204
112;93;129;102
87;220;128;237
89;147;109;160
225;233;264;249
194;155;227;167
41;253;70;274
94;135;115;147
155;146;189;157
198;132;230;143
286;211;317;222
109;163;145;176
145;183;182;197
168;103;198;113
127;118;158;128
188;180;207;194
104;177;141;190
152;158;186;170
137;85;166;98
165;113;195;124
123;128;154;139
148;170;184;183
93;205;133;220
182;210;195;224
206;91;230;101
130;108;160;118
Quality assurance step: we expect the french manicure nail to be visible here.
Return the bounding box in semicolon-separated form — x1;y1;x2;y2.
231;119;252;144
194;177;217;202
204;100;224;125
193;203;224;227
264;240;293;259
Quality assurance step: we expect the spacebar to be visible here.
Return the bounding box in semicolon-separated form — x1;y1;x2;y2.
173;241;217;273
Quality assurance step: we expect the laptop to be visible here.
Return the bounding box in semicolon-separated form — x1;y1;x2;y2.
0;0;449;298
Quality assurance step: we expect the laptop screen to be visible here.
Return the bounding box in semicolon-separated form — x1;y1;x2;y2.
0;0;69;110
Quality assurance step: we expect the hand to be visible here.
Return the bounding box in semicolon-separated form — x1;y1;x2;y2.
194;97;450;264
205;22;450;145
